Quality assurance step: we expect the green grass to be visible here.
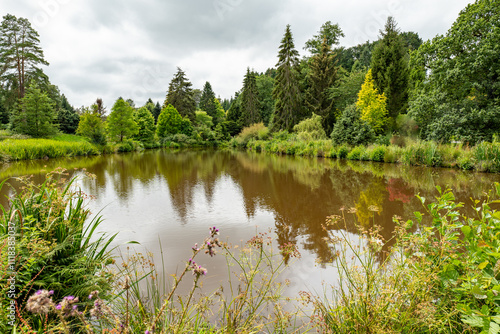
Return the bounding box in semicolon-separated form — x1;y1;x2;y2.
239;135;500;173
0;138;99;161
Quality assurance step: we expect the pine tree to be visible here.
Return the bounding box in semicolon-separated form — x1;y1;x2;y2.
0;14;49;99
153;102;162;124
370;17;409;127
106;98;138;142
272;24;302;132
240;68;260;127
255;74;274;126
164;67;196;123
356;69;388;134
305;37;339;135
12;83;56;137
57;94;79;134
199;82;218;125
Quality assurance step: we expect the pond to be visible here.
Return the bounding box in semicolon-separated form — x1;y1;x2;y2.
2;149;500;298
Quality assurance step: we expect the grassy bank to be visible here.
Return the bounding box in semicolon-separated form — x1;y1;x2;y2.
238;136;500;173
0;138;99;161
0;131;223;162
1;171;500;332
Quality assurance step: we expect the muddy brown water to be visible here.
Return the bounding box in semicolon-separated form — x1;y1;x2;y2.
2;148;500;302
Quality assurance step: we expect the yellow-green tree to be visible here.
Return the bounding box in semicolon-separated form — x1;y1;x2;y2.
356;69;388;134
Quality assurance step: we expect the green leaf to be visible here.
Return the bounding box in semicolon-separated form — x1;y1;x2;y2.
492;315;500;324
490;321;500;334
414;211;423;223
473;286;488;299
461;225;472;238
462;314;484;327
479;261;490;270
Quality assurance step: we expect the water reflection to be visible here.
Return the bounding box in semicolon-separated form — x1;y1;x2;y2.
1;150;500;275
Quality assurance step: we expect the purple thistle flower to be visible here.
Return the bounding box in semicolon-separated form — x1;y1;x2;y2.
56;304;62;310
49;290;54;295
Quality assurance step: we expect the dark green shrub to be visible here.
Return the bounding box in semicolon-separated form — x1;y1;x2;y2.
331;104;375;146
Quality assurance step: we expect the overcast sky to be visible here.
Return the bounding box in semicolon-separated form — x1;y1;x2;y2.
3;0;475;109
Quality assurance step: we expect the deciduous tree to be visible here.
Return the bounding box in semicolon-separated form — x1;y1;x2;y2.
156;104;192;138
133;106;155;144
304;21;344;54
106;98;138;142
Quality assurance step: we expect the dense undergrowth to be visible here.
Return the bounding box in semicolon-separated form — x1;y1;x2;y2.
234;132;500;173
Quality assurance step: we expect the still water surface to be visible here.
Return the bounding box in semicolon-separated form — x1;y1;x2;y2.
2;149;500;296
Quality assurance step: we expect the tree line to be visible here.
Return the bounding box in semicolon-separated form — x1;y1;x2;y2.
0;0;498;147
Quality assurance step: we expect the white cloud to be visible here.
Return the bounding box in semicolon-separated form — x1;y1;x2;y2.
2;0;475;108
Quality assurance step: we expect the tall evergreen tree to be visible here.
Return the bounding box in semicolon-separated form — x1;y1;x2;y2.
256;74;275;126
240;68;260;127
370;17;409;128
106;98;138;142
305;37;339;135
272;25;302;132
0;14;49;99
164;67;196;123
12;83;56;137
57;94;79;134
199;81;218;125
153;102;162;124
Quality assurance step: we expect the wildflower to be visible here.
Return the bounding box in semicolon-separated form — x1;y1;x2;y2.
88;290;99;300
193;265;207;276
192;243;199;252
145;330;151;334
209;226;219;237
56;295;80;317
90;299;104;318
26;289;54;314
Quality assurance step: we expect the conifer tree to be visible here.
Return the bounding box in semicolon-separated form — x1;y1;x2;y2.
106;98;138;142
370;17;409;127
57;94;79;134
272;25;302;132
305;37;339;135
199;82;218;125
12;83;56;137
164;67;196;123
240;68;260;127
356;69;388;134
0;14;49;98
